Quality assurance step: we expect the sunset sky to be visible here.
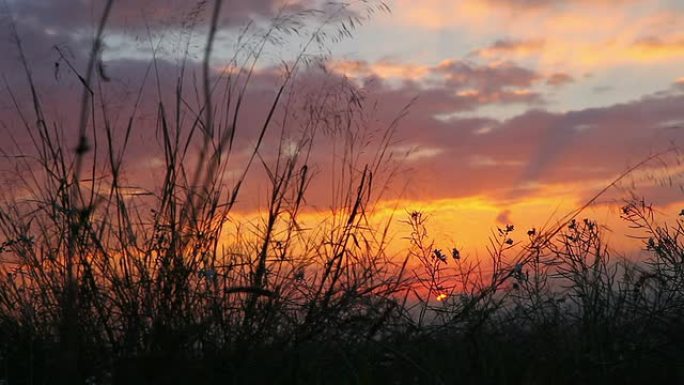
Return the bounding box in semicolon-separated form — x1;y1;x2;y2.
3;0;684;256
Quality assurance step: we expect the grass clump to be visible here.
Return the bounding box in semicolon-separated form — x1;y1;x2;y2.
0;1;684;384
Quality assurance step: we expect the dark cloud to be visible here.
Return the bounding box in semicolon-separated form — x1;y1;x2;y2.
346;71;684;202
329;58;546;113
0;0;342;73
546;73;574;87
472;95;684;199
5;42;683;206
434;60;539;92
5;0;297;32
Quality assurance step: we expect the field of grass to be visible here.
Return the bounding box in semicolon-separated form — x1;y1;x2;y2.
1;1;684;384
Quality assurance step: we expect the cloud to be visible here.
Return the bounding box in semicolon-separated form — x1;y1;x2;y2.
546;72;574;87
4;34;684;207
0;0;276;74
327;59;431;82
473;39;546;58
5;0;300;32
1;0;376;75
328;58;546;112
434;60;539;91
330;57;543;93
2;49;684;220
387;0;684;76
469;155;524;168
482;0;639;10
354;70;684;203
390;145;444;162
495;209;512;225
629;35;684;61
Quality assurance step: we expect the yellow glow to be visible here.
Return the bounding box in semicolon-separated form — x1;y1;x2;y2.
436;293;448;302
224;162;684;265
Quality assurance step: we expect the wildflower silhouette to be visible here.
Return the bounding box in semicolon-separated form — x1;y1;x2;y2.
434;249;447;263
451;247;460;260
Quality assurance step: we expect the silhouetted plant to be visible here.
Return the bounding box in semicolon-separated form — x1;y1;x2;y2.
1;1;684;384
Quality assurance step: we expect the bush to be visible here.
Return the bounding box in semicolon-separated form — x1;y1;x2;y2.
1;1;683;384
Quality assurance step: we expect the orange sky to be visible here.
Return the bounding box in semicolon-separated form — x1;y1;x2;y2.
2;0;684;260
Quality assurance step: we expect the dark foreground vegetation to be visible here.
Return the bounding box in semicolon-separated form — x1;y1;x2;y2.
1;1;683;384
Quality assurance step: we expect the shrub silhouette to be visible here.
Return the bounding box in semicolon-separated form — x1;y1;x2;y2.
0;1;683;384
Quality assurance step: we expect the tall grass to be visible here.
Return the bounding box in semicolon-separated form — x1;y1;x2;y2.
1;1;684;384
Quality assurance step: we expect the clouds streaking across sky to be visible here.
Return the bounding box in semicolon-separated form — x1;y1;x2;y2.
2;0;684;256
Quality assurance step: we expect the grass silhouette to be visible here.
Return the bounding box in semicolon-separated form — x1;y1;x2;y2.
1;1;684;384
